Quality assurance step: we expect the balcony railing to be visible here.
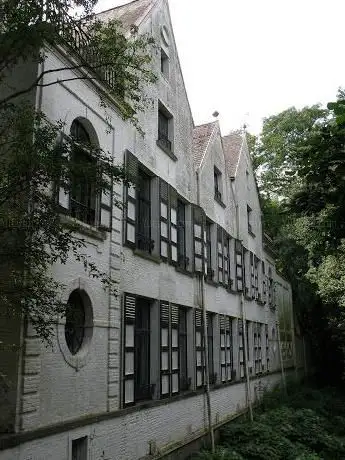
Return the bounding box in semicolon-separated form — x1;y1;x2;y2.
39;3;118;91
70;198;96;226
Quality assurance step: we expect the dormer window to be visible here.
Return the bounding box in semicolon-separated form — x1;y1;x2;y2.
214;167;222;202
247;205;254;235
161;48;169;79
157;102;175;159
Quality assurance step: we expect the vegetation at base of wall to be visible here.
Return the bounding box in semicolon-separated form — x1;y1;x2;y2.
192;385;345;460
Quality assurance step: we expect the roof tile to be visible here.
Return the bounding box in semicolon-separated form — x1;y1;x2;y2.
192;121;217;169
97;0;154;32
222;131;243;178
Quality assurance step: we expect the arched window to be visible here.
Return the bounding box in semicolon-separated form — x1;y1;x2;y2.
70;119;97;226
65;290;86;355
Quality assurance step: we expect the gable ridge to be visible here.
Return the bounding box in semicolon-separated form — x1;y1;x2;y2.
97;0;158;33
192;121;218;171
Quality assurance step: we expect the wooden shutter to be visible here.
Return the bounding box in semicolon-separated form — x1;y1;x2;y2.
159;180;169;260
99;172;112;231
170;187;178;264
217;227;223;284
195;309;204;387
224;233;230;288
160;302;170;397
193;206;204;273
171;305;180;394
124;294;136;406
124;151;138;246
238;319;245;378
235;240;243;291
250;253;255;298
220;315;233;382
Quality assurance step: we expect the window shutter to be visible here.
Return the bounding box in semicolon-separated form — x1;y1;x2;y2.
171;304;179;394
125;151;138;246
99;172;112;231
262;261;266;302
160;302;170;397
238;319;245;378
124;294;136;406
217;226;223;283
235;240;243;291
195;309;204;387
193;206;204;273
170;187;178;264
159;180;169;260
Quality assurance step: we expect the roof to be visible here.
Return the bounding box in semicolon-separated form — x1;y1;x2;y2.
192;121;217;170
97;0;154;32
222;131;243;178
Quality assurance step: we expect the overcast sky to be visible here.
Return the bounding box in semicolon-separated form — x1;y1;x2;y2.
96;0;345;134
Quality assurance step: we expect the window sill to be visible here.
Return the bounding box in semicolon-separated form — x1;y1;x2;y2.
175;266;194;278
205;278;218;287
133;249;161;264
156;139;177;161
214;195;226;208
60;214;107;241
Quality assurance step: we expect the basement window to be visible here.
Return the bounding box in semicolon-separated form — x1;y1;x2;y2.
72;436;88;460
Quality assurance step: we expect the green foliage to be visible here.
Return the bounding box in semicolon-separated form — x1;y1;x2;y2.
196;387;345;460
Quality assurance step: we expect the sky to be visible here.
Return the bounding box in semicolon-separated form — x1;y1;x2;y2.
95;0;345;134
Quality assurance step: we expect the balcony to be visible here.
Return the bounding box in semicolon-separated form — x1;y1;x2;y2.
39;3;118;92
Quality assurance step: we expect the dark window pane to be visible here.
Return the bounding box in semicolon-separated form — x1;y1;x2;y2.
65;291;85;355
137;171;152;252
177;200;186;268
135;298;151;401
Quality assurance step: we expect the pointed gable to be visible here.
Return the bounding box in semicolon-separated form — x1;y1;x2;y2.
97;0;155;32
222;131;243;179
192;121;217;170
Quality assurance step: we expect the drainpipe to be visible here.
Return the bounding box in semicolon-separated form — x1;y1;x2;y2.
196;167;214;452
200;273;215;453
241;291;253;422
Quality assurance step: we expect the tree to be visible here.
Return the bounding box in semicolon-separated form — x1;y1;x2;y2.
0;0;157;343
253;105;329;199
251;95;345;382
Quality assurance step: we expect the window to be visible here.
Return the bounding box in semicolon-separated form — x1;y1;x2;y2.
235;240;244;291
205;221;213;280
159;181;187;267
238;319;245;379
262;261;267;303
158;105;173;153
254;256;259;300
268;267;274;308
253;323;263;375
160;303;189;397
214;167;222;201
250;253;255;299
193;207;204;273
160;303;179;398
220;315;233;382
161;48;169;78
65;290;86;355
247;205;253;234
72;436;87;460
124;152;154;254
265;324;270;372
177;200;188;270
124;295;153;406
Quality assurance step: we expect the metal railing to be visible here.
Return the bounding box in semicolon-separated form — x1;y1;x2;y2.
40;2;117;91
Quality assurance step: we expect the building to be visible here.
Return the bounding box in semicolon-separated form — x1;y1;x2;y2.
0;0;305;458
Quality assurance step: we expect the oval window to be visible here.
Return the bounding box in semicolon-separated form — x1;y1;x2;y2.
65;290;86;355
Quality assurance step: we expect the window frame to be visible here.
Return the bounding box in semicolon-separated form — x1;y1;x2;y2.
220;315;234;383
214;166;222;202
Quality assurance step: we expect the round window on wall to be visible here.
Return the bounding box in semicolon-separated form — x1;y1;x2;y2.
65;290;86;355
